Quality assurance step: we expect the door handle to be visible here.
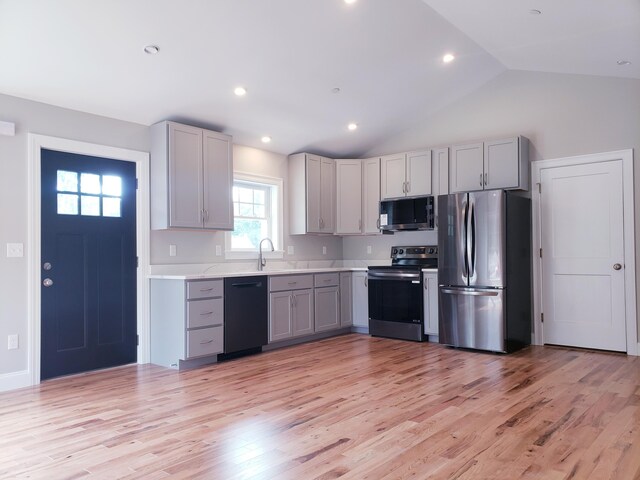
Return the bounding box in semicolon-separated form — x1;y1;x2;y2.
613;263;623;270
43;278;54;287
441;288;499;297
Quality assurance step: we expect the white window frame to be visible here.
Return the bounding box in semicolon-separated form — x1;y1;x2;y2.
225;172;284;260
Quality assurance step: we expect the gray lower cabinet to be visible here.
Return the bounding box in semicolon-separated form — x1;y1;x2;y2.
352;271;369;328
314;273;340;332
269;274;314;343
150;278;224;368
340;272;353;327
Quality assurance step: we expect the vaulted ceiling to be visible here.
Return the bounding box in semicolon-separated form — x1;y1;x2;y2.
0;0;637;157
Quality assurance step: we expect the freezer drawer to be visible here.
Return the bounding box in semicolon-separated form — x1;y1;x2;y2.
438;286;505;352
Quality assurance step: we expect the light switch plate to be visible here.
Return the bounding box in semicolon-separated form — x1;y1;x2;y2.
169;244;177;257
0;121;15;137
215;245;222;256
287;246;294;255
367;246;372;254
6;243;23;258
322;246;327;255
8;334;18;350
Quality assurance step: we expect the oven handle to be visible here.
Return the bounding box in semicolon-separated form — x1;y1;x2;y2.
368;271;421;280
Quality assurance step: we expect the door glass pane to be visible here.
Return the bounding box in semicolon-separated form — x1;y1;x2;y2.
57;194;79;215
81;196;100;216
80;173;101;194
103;197;121;217
57;171;78;192
102;175;122;196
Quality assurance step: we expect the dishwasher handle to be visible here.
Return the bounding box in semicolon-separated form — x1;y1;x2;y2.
230;281;263;288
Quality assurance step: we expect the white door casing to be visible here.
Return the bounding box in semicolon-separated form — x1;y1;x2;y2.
532;149;637;355
27;134;150;387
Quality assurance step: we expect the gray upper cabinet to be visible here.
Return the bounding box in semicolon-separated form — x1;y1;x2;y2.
336;159;363;235
381;150;432;200
363;157;381;234
151;121;233;230
289;153;335;234
450;136;529;193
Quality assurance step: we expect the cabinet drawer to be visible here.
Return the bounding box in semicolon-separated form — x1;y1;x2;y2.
269;274;313;292
186;326;223;358
314;272;339;287
187;279;223;299
187;298;223;329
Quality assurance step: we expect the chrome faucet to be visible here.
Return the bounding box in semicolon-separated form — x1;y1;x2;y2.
258;237;275;271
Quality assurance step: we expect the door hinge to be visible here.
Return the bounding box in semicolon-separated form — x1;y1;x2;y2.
136;256;139;268
539;248;542;258
135;178;139;190
541;313;544;323
537;182;541;194
136;334;139;346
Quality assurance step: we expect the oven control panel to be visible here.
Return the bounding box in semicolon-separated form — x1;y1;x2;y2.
391;245;438;260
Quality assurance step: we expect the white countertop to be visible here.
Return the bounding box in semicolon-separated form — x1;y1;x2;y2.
148;267;369;280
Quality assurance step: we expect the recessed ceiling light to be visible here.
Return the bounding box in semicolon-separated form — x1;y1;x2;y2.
332;87;341;94
143;45;159;55
234;86;247;97
347;123;358;131
529;9;542;15
617;60;632;66
261;136;272;143
443;53;455;64
344;0;357;4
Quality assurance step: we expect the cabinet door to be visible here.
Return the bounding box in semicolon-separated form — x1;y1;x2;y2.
484;137;519;190
203;130;233;230
269;291;293;342
450;143;484;193
168;123;204;228
434;147;449;196
380;153;407;199
352;272;369;328
406;150;432;196
336;160;362;234
320;157;335;233
292;289;314;337
423;273;439;336
315;286;340;332
363;157;381;234
340;272;353;327
305;155;322;233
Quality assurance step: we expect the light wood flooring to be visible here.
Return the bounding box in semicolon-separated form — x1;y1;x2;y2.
1;334;639;479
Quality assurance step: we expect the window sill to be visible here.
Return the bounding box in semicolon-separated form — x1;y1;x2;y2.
224;250;284;261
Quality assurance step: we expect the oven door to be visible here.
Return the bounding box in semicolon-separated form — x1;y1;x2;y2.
368;270;424;342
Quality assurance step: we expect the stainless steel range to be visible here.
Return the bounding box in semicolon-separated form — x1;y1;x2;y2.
368;245;438;342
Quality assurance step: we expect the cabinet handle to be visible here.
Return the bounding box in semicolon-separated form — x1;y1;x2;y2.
480;174;483;187
406;181;410;193
424;281;428;291
200;288;214;292
364;277;368;287
292;294;296;307
199;311;214;316
204;209;209;221
199;339;214;345
484;173;488;186
376;218;380;229
358;219;362;231
288;281;297;285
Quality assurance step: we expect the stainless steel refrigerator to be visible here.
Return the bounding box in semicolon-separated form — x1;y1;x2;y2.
437;190;531;353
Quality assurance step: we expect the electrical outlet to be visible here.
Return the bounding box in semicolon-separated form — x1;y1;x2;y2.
367;245;372;254
322;246;327;255
215;245;222;256
6;243;23;258
8;334;18;350
287;246;294;255
169;244;177;257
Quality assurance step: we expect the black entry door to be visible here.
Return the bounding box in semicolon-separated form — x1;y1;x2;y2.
41;149;137;380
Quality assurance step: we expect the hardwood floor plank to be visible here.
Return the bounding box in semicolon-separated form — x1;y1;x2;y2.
1;334;638;479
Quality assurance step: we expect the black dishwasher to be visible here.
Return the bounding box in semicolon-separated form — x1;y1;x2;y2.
223;276;268;356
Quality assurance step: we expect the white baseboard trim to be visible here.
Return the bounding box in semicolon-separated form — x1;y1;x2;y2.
0;370;32;392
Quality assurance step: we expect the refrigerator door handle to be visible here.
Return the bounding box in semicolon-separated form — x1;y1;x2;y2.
440;288;500;297
470;202;476;278
462;200;469;279
465;200;473;280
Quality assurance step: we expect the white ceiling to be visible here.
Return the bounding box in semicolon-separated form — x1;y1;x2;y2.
0;0;637;157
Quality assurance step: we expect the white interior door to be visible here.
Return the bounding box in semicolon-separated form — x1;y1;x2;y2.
540;159;626;351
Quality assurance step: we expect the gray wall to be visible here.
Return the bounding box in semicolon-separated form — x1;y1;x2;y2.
0;93;149;376
346;69;640;332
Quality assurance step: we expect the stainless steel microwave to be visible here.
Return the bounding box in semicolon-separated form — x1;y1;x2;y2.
379;196;435;232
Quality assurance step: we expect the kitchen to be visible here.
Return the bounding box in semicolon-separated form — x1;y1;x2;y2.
1;0;639;478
